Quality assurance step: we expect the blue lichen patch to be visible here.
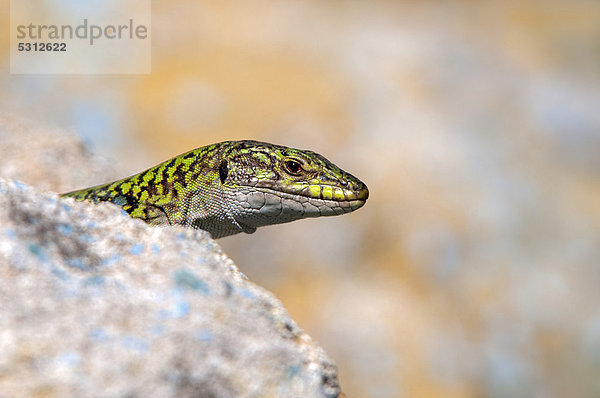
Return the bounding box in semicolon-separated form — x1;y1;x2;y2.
285;363;302;378
83;275;105;286
51;266;70;280
194;329;214;342
100;253;120;266
27;242;47;261
157;292;190;319
173;268;210;295
171;297;189;318
89;328;111;342
56;351;81;367
129;243;144;255
12;181;26;190
121;336;149;353
56;223;74;236
79;233;96;244
3;228;16;238
66;258;90;271
237;287;256;300
151;324;166;337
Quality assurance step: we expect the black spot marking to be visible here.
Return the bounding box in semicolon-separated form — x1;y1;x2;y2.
236;141;249;150
161;167;170;185
165;158;178;169
174;163;186;182
162;181;175;197
219;160;228;184
183;151;197;160
190;172;201;183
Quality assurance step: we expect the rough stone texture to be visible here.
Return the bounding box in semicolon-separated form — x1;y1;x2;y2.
0;176;340;397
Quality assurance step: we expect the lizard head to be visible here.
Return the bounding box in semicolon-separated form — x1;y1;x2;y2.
217;140;368;230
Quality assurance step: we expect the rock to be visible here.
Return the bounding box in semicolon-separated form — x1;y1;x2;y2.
0;178;340;398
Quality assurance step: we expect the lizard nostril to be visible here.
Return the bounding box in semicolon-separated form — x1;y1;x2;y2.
356;184;369;200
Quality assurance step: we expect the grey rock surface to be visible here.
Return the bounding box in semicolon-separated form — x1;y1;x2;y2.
0;174;340;395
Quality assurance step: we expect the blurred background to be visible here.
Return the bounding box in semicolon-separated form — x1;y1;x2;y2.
2;1;600;397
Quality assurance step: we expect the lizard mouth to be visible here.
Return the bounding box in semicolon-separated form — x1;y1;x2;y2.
232;185;367;219
230;177;368;220
301;183;369;203
294;183;369;207
249;180;369;203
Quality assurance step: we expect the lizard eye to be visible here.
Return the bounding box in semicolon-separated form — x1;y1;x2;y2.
284;159;303;175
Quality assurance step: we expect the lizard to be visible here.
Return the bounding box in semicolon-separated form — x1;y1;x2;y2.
61;140;369;239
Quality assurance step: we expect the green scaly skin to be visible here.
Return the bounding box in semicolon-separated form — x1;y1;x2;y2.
61;140;369;239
